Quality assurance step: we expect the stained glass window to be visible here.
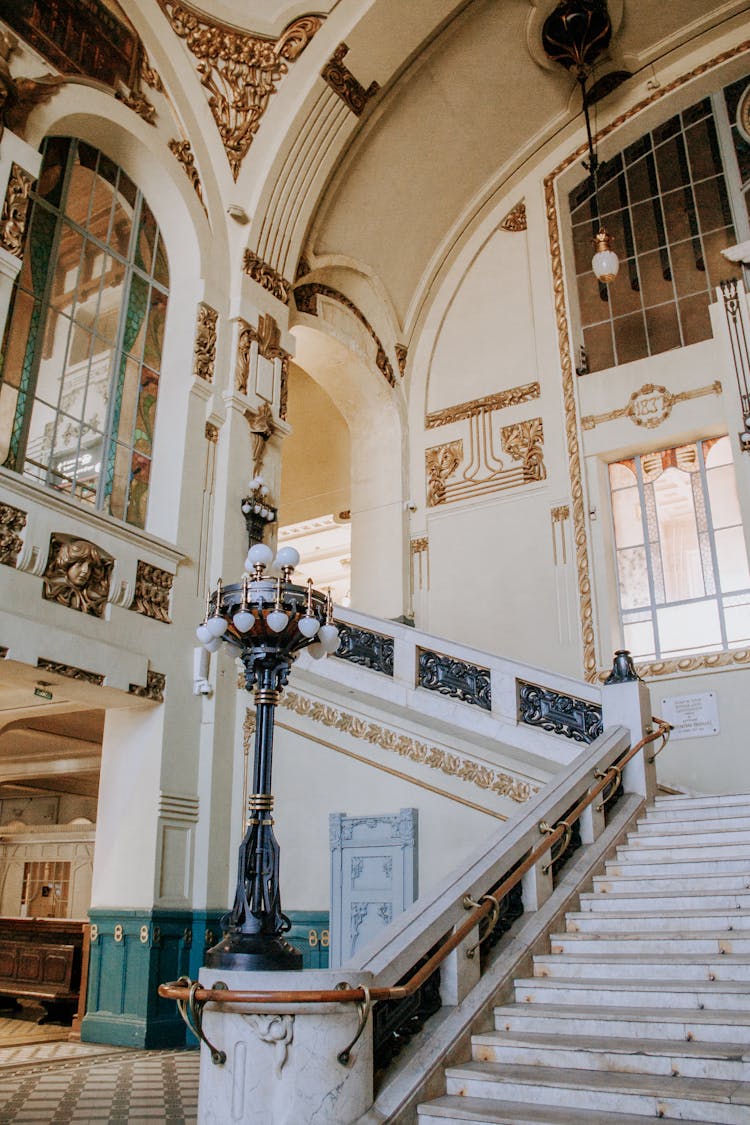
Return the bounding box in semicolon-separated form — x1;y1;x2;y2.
609;437;750;659
0;138;169;529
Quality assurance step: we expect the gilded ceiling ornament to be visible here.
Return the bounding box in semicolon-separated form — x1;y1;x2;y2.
425;383;540;429
245;400;276;479
193;304;218;382
293;282;396;387
36;657;104;686
159;2;322;179
131;561;173;623
0;501;26;567
169;139;206;210
501;418;546;480
321;42;379;116
544;38;750;681
242;249;291;303
42;535;113;618
581;381;722;431
129;669;166;703
499;200;527;233
426;441;463;507
0;164;34;257
274;693;537;804
395;344;408;377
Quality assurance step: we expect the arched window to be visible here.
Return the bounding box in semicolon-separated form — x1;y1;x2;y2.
0;137;170;528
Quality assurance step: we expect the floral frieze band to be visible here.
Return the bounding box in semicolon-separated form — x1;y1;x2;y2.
0;501;26;567
193;303;218;382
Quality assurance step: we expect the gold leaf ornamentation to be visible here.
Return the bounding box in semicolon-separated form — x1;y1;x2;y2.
169;139;205;210
0;164;33;257
501;417;546;480
425;383;540;429
131;561;173;623
321;42;379;116
242;250;291;304
499;200;527;232
193;304;218;382
426;441;463;507
0;501;26;566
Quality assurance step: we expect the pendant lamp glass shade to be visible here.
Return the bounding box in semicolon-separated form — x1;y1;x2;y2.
592;228;619;283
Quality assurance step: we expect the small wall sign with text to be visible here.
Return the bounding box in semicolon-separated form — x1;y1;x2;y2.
660;692;719;740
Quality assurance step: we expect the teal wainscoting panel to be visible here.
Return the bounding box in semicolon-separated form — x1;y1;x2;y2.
285;911;330;968
81;909;221;1049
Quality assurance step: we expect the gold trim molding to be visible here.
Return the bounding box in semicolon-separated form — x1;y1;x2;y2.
597;648;750;680
277;690;537;804
544;37;750;683
425;382;540;429
321;42;380;116
243;250;292;304
159;2;322;179
168;139;205;211
582;381;722;432
499;200;527;233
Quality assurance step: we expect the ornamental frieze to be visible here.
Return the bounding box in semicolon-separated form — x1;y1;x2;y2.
0;501;26;567
42;535;113;618
242;250;292;304
159;2;323;179
131;561;173;623
425;415;546;508
0;165;34;258
581;381;722;431
193;303;218;382
37;657;104;686
129;670;166;703
425;383;540;429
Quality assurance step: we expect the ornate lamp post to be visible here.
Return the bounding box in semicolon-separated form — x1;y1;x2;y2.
196;542;340;971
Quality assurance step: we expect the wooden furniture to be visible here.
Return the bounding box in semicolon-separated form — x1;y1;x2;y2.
0;918;85;1023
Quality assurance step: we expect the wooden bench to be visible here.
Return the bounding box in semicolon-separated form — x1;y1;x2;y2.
0;919;84;1024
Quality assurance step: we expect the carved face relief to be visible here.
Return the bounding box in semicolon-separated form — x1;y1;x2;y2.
42;535;113;617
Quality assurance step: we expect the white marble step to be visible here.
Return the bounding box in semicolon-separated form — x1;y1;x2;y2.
532;953;750;982
625;829;750;848
471;1029;750;1081
493;1003;750;1045
614;842;750;862
549;931;750;955
636;815;750;836
443;1061;750;1123
594;871;750;894
418;1094;725;1125
605;855;750;876
566;909;750;933
579;889;750;912
653;793;750;809
513;976;750;1010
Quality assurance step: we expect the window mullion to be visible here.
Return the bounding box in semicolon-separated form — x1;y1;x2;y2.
636;457;662;658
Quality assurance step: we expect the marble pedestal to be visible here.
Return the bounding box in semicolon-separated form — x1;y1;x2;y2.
197;968;374;1124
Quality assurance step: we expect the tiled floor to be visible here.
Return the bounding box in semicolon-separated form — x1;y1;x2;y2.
0;1012;199;1123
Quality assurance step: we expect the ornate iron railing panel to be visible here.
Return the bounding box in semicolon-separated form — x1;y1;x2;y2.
373;952;441;1074
480;880;524;970
418;649;491;711
517;679;602;742
332;623;395;676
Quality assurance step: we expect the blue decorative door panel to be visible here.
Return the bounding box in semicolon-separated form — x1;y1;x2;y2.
329;809;417;968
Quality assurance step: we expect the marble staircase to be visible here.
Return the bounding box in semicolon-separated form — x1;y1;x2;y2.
417;792;750;1125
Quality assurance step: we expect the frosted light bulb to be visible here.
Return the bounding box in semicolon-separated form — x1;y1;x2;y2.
204;636;223;652
267;609;289;633
196;623;213;644
247;543;273;569
592;229;619;284
275;546;300;570
318;623;340;653
298;615;320;638
207;615;228;637
308;642;326;660
232;609;254;632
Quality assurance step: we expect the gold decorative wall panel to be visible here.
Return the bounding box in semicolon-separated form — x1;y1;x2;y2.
425;415;545;508
581;381;722;431
193;304;217;382
0;165;33;258
159;2;322;179
545;37;750;681
276;691;537;803
321;43;380;116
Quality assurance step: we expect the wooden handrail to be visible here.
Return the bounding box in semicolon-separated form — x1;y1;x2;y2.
158;717;671;1011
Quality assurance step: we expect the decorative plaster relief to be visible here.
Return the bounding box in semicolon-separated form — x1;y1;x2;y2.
205;422;219;443
241;1013;294;1077
245;400;277;480
36;657;104;686
128;670;166;703
276;693;535;804
242;250;292;303
395;344;408;378
425;414;545;508
410;536;429;591
293;283;396;386
599;648;750;681
545;35;750;683
159;3;322;179
131;560;173;623
550;505;570;567
581;381;722;431
499;200;527;232
193;304;218;383
418;648;491;711
321;43;379;116
0;165;34;257
425;382;540;429
42;535;113;618
169;139;205;210
0;501;26;567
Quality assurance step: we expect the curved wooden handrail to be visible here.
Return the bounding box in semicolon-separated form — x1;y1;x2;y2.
159;717;671;1011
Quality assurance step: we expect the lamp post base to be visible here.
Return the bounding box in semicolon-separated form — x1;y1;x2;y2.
204;931;303;972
